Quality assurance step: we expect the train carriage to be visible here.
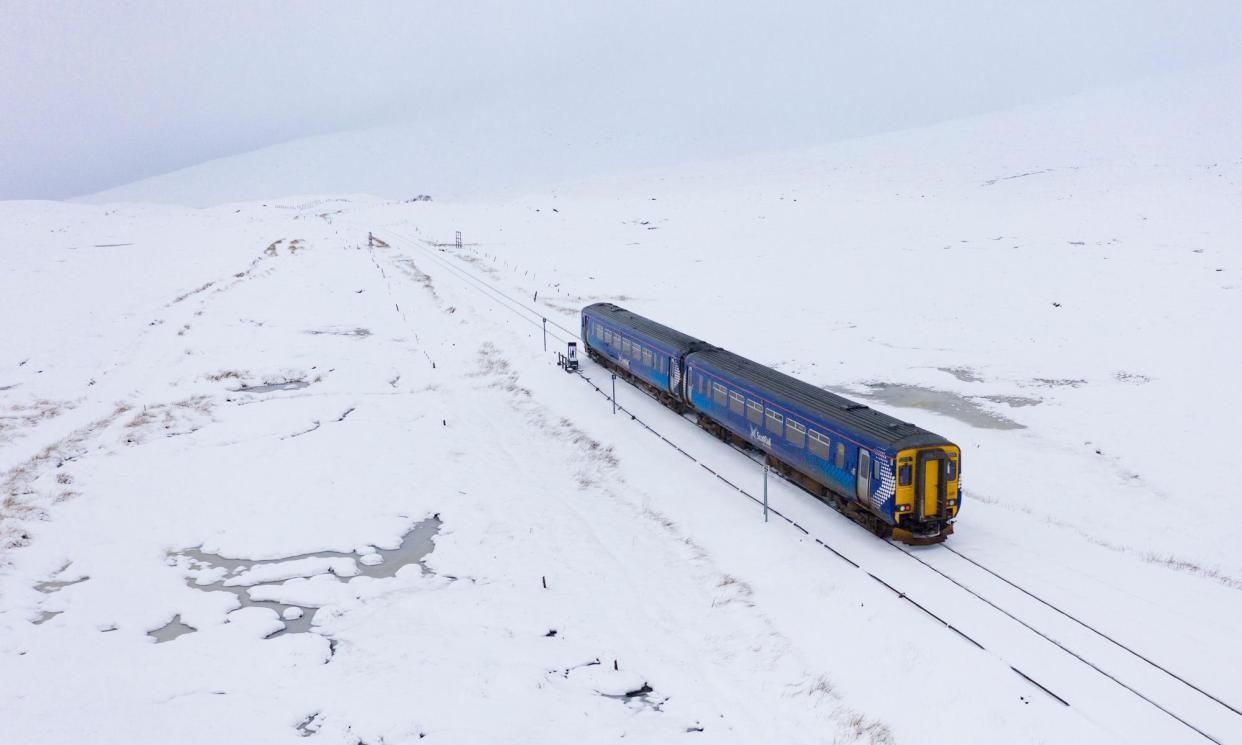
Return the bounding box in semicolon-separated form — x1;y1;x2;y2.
581;303;710;409
684;349;959;543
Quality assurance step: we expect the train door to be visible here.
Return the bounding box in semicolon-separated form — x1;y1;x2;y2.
856;450;871;502
916;449;948;519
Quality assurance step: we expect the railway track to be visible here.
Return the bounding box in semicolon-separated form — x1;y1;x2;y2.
379;228;1241;744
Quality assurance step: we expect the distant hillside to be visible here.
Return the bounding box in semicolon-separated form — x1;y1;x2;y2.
78;63;1242;208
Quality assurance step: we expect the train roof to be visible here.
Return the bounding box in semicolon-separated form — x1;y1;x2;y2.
583;302;712;353
688;348;951;452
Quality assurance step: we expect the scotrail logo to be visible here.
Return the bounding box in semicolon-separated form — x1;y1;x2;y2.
749;426;772;449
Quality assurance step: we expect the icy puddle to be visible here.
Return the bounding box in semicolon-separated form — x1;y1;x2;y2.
149;614;197;643
843;383;1038;430
30;566;89;625
158;516;441;642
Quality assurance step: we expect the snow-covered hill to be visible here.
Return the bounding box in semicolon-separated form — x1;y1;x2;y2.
3;64;1242;744
79;62;1242;208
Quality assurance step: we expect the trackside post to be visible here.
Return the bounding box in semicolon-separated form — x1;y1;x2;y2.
763;466;769;522
612;373;617;415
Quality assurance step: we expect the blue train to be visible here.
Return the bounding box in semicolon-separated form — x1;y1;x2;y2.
581;302;960;544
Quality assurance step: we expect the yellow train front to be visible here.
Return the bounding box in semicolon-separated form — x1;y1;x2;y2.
891;443;961;544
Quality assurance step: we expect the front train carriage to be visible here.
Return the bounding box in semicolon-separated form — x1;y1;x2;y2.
683;348;960;544
581;303;709;409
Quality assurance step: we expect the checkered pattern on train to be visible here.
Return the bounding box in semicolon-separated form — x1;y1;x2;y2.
871;457;896;511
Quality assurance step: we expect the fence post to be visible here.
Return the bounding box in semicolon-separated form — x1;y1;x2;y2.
543;318;547;351
612;373;617;415
763;466;769;522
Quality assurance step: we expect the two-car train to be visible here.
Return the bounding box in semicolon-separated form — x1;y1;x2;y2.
580;303;960;544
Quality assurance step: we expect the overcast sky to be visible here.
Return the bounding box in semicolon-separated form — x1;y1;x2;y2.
3;0;1241;201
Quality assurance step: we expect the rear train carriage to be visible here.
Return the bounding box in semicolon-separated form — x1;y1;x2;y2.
581;303;710;408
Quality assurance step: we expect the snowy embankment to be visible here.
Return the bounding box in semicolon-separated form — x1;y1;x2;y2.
2;64;1241;744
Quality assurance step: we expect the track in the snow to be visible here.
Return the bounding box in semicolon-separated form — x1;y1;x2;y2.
378;228;1240;744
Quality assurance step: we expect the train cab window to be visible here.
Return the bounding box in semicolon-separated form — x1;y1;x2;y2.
835;443;845;470
808;430;830;459
947;459;957;480
765;409;782;434
729;391;745;415
786;420;805;447
898;465;912;486
747;399;763;424
713;383;727;405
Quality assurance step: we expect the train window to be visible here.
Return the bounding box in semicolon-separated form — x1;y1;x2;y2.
808;430;830;459
786;420;805;447
872;457;881;480
765;409;782;434
947;459;957;480
898;465;912;486
643;349;653;367
622;339;631;355
713;383;727;405
747;399;763;424
729;391;745;415
632;344;642;361
835;443;845;470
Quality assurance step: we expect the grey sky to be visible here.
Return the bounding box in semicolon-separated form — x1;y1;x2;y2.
3;0;1241;201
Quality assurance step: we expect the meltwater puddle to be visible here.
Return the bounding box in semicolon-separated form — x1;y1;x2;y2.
840;382;1037;430
29;564;89;626
154;516;441;642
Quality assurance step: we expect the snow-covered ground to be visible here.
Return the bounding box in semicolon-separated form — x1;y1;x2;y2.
3;64;1241;744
